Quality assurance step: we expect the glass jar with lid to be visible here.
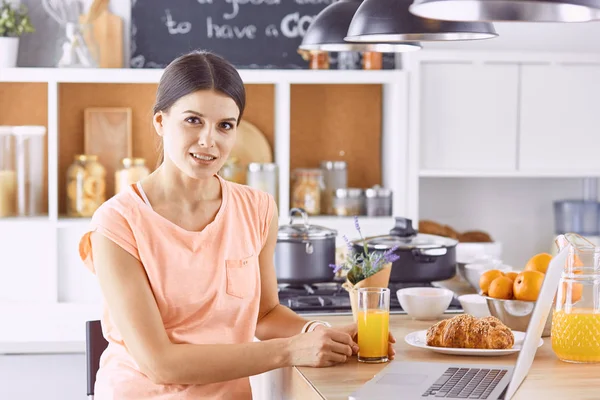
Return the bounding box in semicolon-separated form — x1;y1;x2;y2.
247;162;279;205
332;188;365;216
115;157;150;194
320;161;347;215
291;168;324;215
66;154;106;217
0;127;16;217
365;185;393;216
552;233;600;363
13;126;47;216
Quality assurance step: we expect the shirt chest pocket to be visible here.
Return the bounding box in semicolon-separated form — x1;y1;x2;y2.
225;254;259;299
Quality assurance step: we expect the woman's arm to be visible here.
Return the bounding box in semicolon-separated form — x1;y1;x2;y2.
91;230;355;386
254;206;317;340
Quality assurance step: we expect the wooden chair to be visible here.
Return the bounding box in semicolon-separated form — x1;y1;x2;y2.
86;320;109;399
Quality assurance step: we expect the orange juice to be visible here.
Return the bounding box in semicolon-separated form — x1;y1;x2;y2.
357;309;389;360
552;309;600;363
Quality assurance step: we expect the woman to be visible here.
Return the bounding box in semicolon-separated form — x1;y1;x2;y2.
79;50;395;399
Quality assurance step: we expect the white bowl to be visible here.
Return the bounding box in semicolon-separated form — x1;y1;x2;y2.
396;287;454;320
463;262;513;291
457;294;491;318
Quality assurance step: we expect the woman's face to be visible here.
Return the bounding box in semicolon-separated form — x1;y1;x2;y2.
154;89;240;180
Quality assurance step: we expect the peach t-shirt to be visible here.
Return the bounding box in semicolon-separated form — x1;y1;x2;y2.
79;175;275;399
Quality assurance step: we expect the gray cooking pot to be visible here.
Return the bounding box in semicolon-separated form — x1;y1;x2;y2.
352;217;458;283
275;208;337;284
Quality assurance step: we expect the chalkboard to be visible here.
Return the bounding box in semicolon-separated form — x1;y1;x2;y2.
130;0;396;70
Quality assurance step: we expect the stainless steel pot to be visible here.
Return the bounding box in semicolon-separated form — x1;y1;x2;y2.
275;208;337;284
353;217;458;283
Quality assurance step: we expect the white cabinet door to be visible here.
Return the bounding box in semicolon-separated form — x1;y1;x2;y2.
519;64;600;172
420;62;520;171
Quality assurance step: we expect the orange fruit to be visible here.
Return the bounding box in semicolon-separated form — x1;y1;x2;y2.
513;270;545;301
504;271;519;282
488;276;514;300
524;253;552;274
479;269;505;295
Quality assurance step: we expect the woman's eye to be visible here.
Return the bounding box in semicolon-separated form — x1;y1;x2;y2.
185;116;201;124
220;122;233;130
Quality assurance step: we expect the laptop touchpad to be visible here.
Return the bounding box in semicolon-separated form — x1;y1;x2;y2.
377;373;428;386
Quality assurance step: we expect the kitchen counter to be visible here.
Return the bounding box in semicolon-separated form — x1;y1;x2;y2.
280;314;600;400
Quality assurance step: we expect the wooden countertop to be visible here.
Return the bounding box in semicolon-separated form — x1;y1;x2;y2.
281;314;600;400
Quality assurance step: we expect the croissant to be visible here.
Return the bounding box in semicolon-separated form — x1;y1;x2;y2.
426;315;514;349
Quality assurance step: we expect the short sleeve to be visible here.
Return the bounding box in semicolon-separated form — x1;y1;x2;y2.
79;203;140;274
260;192;276;248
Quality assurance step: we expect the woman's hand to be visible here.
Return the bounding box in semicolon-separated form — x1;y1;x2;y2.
287;327;359;368
332;323;397;360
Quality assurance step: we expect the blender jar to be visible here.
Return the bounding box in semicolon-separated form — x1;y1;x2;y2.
0;127;16;217
13;126;47;216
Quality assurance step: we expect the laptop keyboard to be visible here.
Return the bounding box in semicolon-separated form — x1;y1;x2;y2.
421;367;508;399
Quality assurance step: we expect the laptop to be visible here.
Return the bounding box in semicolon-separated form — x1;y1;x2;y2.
349;246;568;400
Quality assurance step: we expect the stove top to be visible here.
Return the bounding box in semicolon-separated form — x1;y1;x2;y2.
278;281;463;315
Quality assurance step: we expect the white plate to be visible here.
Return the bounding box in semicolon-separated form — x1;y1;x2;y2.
404;330;543;356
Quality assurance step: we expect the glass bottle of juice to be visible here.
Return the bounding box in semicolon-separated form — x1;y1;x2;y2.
551;233;600;363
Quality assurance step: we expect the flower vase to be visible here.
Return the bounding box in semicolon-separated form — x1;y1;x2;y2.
342;263;392;322
0;37;19;68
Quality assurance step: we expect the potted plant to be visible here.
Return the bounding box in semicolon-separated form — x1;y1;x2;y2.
330;216;400;322
0;0;35;68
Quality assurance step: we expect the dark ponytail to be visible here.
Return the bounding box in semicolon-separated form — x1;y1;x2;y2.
153;50;246;167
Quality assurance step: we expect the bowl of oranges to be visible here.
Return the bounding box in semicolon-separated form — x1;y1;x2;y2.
479;253;554;337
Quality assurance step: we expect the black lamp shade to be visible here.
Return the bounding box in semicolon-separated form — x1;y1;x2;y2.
345;0;498;42
409;0;600;23
299;0;422;53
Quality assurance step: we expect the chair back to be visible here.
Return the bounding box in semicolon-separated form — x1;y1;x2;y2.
86;320;109;398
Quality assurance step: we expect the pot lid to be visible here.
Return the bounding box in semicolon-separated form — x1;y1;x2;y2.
359;233;458;251
278;208;337;240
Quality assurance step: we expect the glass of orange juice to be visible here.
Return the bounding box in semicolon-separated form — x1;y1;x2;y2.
357;287;390;363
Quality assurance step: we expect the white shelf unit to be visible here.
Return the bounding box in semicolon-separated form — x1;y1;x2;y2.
0;67;410;308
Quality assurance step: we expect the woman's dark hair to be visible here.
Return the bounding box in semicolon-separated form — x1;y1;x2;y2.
153;50;246;166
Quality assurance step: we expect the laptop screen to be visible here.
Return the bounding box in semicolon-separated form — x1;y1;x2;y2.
503;247;568;399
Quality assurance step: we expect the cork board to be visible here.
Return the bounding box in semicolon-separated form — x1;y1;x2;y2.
290;84;382;189
84;107;133;200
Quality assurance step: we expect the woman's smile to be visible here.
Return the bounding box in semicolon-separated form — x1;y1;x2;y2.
190;152;218;165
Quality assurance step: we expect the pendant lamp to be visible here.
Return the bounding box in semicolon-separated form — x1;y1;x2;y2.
345;0;498;43
409;0;600;23
299;0;421;53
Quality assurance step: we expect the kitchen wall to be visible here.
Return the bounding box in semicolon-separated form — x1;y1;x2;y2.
419;178;590;268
